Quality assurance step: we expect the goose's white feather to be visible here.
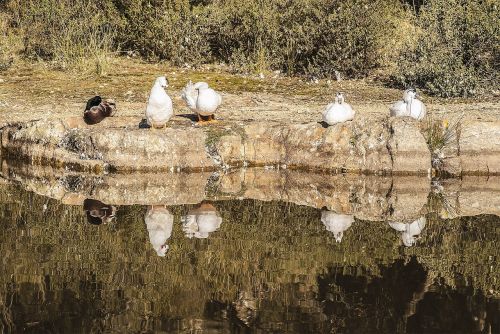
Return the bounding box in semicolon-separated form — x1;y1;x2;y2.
321;211;354;242
145;206;173;256
146;76;173;128
182;207;222;239
388;216;426;247
322;93;355;125
181;81;222;116
389;101;409;117
390;89;426;120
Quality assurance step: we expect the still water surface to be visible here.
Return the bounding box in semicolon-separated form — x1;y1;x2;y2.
0;182;498;333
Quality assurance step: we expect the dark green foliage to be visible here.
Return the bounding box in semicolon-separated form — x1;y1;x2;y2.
2;0;498;96
394;0;500;97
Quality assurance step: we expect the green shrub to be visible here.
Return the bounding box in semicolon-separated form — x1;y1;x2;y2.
2;0;402;78
394;0;500;97
202;0;281;73
2;0;497;95
0;4;24;71
202;0;402;77
297;0;402;78
6;0;120;74
114;0;210;65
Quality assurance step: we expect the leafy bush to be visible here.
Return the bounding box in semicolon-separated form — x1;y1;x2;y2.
114;0;210;65
202;0;282;73
2;0;498;95
203;0;402;77
3;0;401;78
0;10;22;71
394;0;500;97
6;0;119;74
296;0;402;78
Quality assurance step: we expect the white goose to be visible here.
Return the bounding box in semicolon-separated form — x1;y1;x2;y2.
390;88;426;120
181;202;222;239
388;216;426;247
145;76;173;128
322;92;355;125
321;210;355;242
145;205;173;256
181;81;222;123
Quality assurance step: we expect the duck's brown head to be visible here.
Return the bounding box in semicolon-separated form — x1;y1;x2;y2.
85;95;102;111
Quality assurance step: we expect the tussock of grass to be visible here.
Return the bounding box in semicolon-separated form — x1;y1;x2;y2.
421;113;464;171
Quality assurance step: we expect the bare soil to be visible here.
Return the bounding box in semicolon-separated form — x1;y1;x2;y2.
1;58;499;127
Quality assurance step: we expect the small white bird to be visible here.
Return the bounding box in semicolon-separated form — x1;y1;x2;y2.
145;205;173;256
181;202;222;239
321;210;355;242
145;76;173;128
388;216;426;247
390;88;426;120
322;92;355;125
181;81;222;123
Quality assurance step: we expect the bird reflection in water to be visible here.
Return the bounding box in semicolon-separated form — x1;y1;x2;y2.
181;201;222;239
145;205;173;257
321;210;355;242
388;217;427;247
83;199;116;225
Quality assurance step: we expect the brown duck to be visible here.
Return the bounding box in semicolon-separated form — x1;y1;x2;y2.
83;96;117;125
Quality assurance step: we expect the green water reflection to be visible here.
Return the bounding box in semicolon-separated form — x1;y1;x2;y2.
0;183;498;333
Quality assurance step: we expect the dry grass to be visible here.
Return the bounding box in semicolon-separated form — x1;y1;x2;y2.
421;113;465;171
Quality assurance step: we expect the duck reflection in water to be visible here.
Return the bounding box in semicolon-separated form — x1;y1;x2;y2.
388;217;427;247
83;199;116;225
145;205;173;257
321;210;355;242
181;201;222;239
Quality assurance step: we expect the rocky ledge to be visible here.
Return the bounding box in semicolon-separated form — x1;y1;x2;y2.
0;116;499;175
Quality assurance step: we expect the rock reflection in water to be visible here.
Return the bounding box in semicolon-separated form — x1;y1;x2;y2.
388;217;427;247
320;210;354;242
181;201;222;239
83;199;116;225
145;205;173;256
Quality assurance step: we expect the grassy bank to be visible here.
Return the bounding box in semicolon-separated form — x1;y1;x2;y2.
0;0;498;97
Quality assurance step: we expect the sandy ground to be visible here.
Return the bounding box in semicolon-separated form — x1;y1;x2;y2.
1;58;499;127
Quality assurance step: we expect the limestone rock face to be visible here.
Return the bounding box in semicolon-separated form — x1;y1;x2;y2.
232;120;393;172
217;118;430;174
84;127;215;171
5;116;495;176
459;121;500;175
239;122;286;165
12;119;67;145
216;134;244;167
387;118;431;174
